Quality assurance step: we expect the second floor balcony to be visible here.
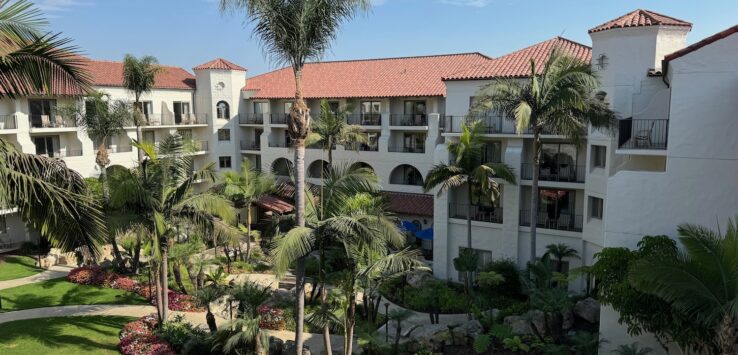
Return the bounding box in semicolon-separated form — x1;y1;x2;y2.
107;145;133;154
268;140;293;148
29;114;77;129
36;148;83;158
271;114;289;125
388;145;425;153
347;113;382;126
390;114;428;126
239;113;267;125
519;209;583;232
141;113;208;127
520;163;585;183
617;118;668;150
449;203;503;224
240;140;261;151
443;115;561;135
0;115;17;130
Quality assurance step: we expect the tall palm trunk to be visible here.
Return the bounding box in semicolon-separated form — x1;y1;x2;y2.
245;202;252;261
719;314;737;355
160;244;169;321
291;68;309;353
345;292;357;355
529;130;541;262
134;94;144;163
154;262;163;322
173;262;187;294
132;235;142;273
466;183;473;249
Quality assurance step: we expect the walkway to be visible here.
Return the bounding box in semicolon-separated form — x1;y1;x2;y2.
0;265;73;290
0;304;227;326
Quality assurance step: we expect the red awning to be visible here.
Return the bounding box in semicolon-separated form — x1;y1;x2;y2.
255;195;294;214
382;192;434;217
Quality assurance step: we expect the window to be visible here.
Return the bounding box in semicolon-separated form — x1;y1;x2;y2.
361;101;381;115
283;102;293;113
216;101;230;119
173;101;190;123
482;141;502;163
592;145;606;168
218;129;231;141
589;196;604;220
134;101;153;119
29;99;57;127
143;131;155;144
254;102;269;115
177;129;192;140
403;133;426;152
34;136;59;157
457;247;493;280
328;101;340;113
219;156;232;169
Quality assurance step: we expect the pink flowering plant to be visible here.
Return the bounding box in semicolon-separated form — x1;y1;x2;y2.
257;304;286;330
119;315;176;355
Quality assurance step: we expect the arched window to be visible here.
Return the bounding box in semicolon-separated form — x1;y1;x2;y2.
216;101;230;119
390;164;423;186
350;162;375;174
307;160;331;178
271;158;293;177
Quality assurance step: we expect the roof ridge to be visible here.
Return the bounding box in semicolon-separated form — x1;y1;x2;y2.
85;58;193;72
589;8;692;33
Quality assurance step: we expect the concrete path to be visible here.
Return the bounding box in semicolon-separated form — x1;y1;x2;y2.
0;265;73;290
0;304;226;327
264;329;357;354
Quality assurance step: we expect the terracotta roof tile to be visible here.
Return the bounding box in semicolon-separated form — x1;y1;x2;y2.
242;53;491;99
443;37;591;81
255;194;294;214
664;24;738;63
383;192;434;217
589;9;692;33
84;59;196;90
194;58;247;71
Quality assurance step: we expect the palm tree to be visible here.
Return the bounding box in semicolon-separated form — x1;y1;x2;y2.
212;159;274;261
629;220;738;355
543;243;579;273
308;100;368;165
196;286;225;333
474;50;615;262
122;54;160;162
220;1;371;350
423;119;516;250
0;0;106;257
107;134;239;322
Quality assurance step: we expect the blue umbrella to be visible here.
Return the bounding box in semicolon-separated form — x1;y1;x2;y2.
415;228;433;240
400;220;419;233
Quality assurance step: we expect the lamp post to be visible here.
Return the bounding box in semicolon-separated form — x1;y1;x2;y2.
384;302;390;343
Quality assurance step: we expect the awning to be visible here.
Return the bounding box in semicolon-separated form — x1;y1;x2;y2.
415;228;434;240
382;191;434;217
401;220;420;233
254;195;294;214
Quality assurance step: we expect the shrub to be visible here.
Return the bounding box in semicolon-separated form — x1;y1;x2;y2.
67;265;108;285
257;305;286;330
156;315;207;353
481;259;522;298
119;315;176;355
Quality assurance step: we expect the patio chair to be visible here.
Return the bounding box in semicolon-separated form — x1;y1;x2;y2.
55;116;65;127
41;115;50;127
635;121;655;147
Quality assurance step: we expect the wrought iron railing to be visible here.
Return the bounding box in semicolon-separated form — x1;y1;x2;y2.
520;163;585;183
448;203;503;224
617;118;668;150
519;210;583;232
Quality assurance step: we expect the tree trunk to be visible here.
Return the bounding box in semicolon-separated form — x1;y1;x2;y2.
529;131;541;262
322;286;332;355
206;309;218;333
134;95;144;163
154;262;163;323
246;202;252;262
719;314;737;355
173;263;187;294
132;236;142;274
393;318;402;355
160;245;169;322
345;292;356;355
467;183;473;249
186;264;198;293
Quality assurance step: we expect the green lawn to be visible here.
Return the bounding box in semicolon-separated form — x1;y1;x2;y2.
0;278;147;312
0;255;43;281
0;315;135;355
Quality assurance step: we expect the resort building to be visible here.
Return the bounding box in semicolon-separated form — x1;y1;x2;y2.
1;8;737;352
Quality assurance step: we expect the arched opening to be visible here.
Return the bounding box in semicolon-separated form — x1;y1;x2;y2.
216;101;230;119
271;158;293;177
390;164;423;186
350;162;375;174
307;160;330;178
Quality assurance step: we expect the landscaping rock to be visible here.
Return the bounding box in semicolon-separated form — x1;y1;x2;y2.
406;270;432;288
268;336;283;355
282;340;311;355
524;310;546;334
405;324;451;353
504;315;532;335
562;309;574;330
210;295;233;320
574;297;600;324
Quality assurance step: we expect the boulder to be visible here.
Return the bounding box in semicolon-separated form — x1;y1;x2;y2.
268;336;283;355
524;310;546;334
574;297;600;324
405;324;450;353
210;295;234;320
282;340;311;355
504;315;532;335
562;309;574;330
406;270;432;288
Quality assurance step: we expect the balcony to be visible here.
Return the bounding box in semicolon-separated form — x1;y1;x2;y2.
346;143;379;152
449;203;503;224
390;114;427;126
443;115;560;135
268;140;292;148
193;140;209;152
347;114;381;126
240;140;261;151
108;145;133;154
29;115;77;129
388;145;425;153
519;210;583;232
239;113;267;125
271;114;289;125
38;149;83;158
0;115;16;130
141;113;208;127
617;118;668;150
520;163;585;183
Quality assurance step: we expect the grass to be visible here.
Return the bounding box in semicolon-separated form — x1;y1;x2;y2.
0;315;135;355
0;255;43;281
0;278;147;312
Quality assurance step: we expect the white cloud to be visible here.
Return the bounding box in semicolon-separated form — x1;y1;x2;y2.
36;0;91;12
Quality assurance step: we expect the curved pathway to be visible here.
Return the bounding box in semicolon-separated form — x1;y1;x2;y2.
0;265;73;290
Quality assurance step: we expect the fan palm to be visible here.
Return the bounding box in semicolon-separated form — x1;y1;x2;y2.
0;0;105;256
629;220;738;355
122;54;161;162
307;100;368;165
107;134;239;323
196;286;225;333
423;119;516;251
220;1;370;349
474;50;615;262
212;159;274;262
543;243;579;273
210;316;261;354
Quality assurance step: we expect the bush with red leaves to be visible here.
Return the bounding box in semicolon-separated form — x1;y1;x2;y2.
257;305;286;330
119;315;176;355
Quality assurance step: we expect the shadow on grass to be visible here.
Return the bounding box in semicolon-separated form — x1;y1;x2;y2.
0;315;135;354
0;278;146;312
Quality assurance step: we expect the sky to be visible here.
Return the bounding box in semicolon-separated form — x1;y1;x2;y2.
41;0;738;75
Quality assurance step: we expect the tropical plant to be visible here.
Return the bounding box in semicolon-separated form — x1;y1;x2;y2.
453;247;479;307
229;281;271;318
307;100;368;164
543;243;579;273
611;343;654;355
205;266;230;289
423;119;516;251
169;238;205;294
122;54;161;162
569;331;606;355
196;286;225;333
474;50;616;262
210;317;261;354
630;220;738;355
388;308;414;355
220;1;371;350
212;159;274;262
107;134;239;323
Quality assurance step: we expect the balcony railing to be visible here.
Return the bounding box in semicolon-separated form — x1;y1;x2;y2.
29;115;77;128
390;114;428;126
239;113;267;125
271;114;289;125
347;114;381;126
140;113;208;127
0;115;16;130
519;210;583;232
617;118;668;150
388;145;425;153
193;140;209;152
449;203;503;224
443;115;559;135
108;145;133;154
38;149;83;158
346;143;379;152
240;140;261;151
268;141;292;148
520;163;585;183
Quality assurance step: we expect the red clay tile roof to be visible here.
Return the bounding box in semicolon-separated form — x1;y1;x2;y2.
589;9;692;34
443;37;591;81
242;53;492;99
664;24;738;63
383;192;434;217
255;194;294;214
85;59;196;90
194;58;247;71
